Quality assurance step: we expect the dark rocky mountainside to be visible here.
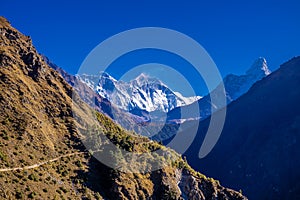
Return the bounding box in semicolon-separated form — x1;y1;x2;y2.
184;56;300;199
0;17;246;199
42;55;115;119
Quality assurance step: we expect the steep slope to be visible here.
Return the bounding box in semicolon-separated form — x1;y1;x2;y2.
184;56;300;199
167;57;271;123
0;17;95;199
42;55;115;119
0;17;246;199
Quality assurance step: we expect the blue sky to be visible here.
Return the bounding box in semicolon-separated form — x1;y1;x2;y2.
1;0;300;95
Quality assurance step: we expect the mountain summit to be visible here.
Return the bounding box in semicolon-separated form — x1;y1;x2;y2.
224;57;271;101
167;57;272;124
185;56;300;199
246;57;271;77
78;72;201;113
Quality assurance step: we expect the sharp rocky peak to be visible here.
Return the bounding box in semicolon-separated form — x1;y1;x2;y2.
99;71;116;80
130;73;163;86
78;71;199;113
246;57;271;78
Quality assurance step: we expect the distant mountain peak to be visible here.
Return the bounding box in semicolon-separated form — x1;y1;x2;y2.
77;72;200;113
131;73;163;86
166;57;273;126
135;72;149;80
223;57;271;101
246;57;271;78
99;71;115;80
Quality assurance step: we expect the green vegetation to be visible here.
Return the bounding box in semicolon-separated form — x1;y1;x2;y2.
0;151;7;161
28;191;36;199
15;191;23;199
28;174;38;181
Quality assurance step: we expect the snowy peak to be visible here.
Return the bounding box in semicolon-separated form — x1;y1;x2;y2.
78;72;200;113
246;57;271;78
165;57;273;128
76;74;99;90
133;73;152;83
223;57;271;101
98;72;117;91
99;71;119;83
130;73;164;87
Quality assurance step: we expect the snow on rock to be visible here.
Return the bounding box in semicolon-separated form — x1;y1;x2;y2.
223;57;271;101
78;72;201;113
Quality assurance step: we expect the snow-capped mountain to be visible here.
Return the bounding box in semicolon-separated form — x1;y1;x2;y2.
152;57;272;141
166;57;272;123
184;56;300;199
77;72;201;113
224;57;271;101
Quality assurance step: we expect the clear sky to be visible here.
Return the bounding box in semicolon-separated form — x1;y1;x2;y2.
1;0;300;95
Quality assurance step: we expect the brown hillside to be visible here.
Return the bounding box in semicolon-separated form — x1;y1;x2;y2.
0;16;246;200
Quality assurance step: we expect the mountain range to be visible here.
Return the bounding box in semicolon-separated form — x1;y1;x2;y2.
166;57;271;123
78;72;200;118
0;17;246;200
150;57;271;141
77;57;270;126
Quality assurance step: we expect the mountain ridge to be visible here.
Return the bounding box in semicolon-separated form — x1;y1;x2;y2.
184;56;300;199
0;16;246;200
78;72;201;113
166;57;271;123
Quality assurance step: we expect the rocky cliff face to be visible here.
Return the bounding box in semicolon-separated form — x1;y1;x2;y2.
0;17;246;199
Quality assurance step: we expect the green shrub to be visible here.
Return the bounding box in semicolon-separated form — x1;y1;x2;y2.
0;151;7;161
28;192;36;199
59;187;68;193
28;174;38;181
74;160;82;167
61;170;68;177
15;191;23;199
1;133;9;140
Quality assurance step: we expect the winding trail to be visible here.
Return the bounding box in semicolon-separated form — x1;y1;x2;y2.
0;152;86;172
